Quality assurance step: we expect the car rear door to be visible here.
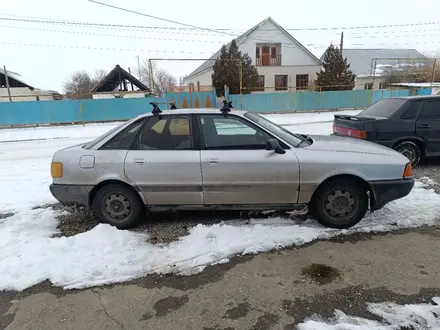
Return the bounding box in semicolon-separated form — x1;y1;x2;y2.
416;99;440;156
196;114;300;206
124;114;203;206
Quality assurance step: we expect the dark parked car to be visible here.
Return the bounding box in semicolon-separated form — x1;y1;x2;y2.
332;95;440;165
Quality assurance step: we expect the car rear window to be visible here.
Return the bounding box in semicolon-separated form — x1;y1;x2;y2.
358;98;407;118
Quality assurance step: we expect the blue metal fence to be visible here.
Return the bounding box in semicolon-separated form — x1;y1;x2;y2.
0;88;218;127
0;87;432;126
229;88;430;113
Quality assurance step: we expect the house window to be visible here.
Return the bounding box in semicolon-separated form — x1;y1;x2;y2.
275;75;288;91
271;47;277;58
364;83;373;90
379;82;386;89
256;75;265;91
256;47;260;58
296;74;309;90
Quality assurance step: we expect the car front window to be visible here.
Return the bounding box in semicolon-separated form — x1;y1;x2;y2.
244;112;306;147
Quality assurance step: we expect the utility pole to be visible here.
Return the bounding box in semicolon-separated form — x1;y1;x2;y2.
128;67;134;91
340;32;344;56
3;66;12;102
135;55;141;79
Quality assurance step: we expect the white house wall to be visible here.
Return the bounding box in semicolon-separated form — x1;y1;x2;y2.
186;70;213;87
239;20;319;67
257;65;319;90
186;19;322;90
354;77;386;90
0;87;54;102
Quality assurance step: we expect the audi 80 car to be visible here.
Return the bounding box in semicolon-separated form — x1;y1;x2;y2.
50;102;414;229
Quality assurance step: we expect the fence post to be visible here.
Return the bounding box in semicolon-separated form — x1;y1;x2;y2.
164;89;168;109
213;87;217;107
225;85;229;100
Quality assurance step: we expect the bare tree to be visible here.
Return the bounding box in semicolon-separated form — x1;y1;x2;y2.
63;69;107;99
137;59;177;96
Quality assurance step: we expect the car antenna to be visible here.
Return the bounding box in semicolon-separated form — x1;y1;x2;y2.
150;102;162;116
220;100;233;116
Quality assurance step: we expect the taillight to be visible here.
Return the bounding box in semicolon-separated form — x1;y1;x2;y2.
333;125;367;139
404;163;413;178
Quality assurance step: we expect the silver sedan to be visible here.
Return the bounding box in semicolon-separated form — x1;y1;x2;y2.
50;103;414;229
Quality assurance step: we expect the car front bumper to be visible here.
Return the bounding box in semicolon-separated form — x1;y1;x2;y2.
369;178;414;211
49;184;94;207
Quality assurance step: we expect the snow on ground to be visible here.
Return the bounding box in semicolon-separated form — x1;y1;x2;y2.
0;122;120;143
0;109;439;291
298;298;440;329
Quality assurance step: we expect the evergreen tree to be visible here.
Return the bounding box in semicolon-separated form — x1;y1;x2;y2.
315;44;356;91
212;39;259;96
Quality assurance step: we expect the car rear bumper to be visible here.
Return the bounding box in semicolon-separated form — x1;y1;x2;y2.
369;178;414;211
49;184;93;207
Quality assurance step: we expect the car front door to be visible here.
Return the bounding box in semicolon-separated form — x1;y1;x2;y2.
124;114;203;206
197;114;300;206
416;99;440;156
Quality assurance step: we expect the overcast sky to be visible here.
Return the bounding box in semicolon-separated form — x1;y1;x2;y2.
2;0;440;92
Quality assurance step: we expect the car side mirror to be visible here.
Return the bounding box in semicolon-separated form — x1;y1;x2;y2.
265;139;286;154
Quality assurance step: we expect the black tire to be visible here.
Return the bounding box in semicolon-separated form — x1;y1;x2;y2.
393;141;421;166
310;179;368;229
92;184;144;229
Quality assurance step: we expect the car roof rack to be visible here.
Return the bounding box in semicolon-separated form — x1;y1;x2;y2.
170;101;177;110
150;102;162;116
220;100;233;116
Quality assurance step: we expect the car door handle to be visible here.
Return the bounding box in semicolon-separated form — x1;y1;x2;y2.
207;159;219;165
134;158;145;165
417;124;431;128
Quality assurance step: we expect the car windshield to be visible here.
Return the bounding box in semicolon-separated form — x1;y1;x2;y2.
244;112;306;147
358;98;407;118
83;121;129;149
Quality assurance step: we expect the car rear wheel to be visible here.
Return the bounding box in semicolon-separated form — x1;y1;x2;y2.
310;179;368;229
92;184;144;229
393;141;421;166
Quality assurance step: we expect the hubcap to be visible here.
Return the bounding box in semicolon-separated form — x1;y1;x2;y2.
398;147;416;163
103;193;132;222
324;189;357;219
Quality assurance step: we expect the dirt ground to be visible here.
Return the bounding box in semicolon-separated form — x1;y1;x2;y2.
1;162;440;330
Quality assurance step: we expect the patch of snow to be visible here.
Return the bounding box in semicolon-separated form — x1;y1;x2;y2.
1;181;439;291
0;122;122;142
298;297;440;329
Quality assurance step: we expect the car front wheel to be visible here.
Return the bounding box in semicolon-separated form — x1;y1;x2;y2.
310;179;368;229
92;184;144;229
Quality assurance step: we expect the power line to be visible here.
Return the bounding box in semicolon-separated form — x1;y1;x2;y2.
1;11;439;32
0;41;210;53
0;41;329;52
1;23;439;43
87;1;440;56
3;40;440;53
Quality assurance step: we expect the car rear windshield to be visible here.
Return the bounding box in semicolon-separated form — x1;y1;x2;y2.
358;98;407;118
83;122;128;149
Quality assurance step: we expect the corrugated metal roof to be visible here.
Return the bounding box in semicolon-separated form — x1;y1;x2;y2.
321;49;430;77
0;67;34;89
187;17;321;79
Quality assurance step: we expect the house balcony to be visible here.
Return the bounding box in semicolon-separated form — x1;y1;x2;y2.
256;55;282;66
